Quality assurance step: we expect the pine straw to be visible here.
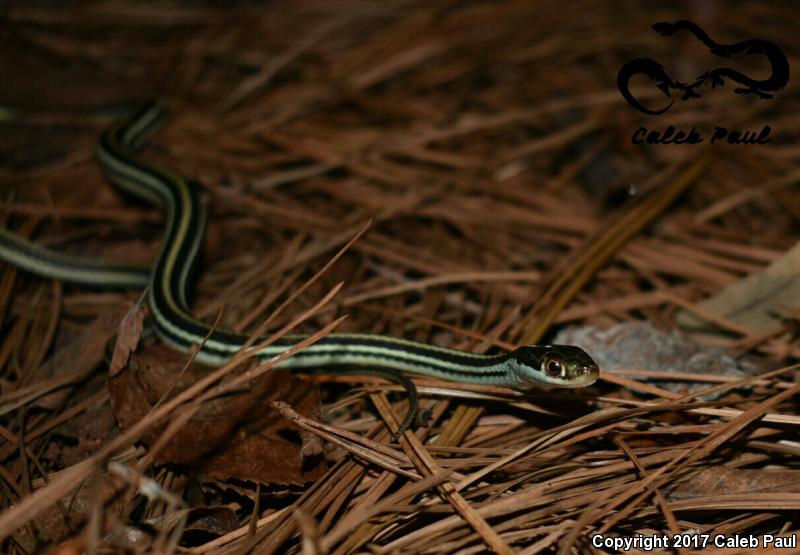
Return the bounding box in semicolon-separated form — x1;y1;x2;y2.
1;1;800;553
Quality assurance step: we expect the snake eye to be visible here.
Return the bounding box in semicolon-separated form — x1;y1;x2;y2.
544;356;563;377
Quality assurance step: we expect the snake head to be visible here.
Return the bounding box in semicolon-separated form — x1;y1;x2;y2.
507;345;599;388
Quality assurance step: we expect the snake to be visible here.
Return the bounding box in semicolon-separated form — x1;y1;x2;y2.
0;102;599;433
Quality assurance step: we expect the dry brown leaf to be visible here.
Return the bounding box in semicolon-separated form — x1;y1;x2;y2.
108;294;148;378
669;467;800;500
677;240;800;338
108;344;325;485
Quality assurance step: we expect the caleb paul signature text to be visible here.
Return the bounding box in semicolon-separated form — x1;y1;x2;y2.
631;125;771;145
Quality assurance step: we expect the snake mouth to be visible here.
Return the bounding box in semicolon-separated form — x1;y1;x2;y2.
547;364;600;388
574;364;600;386
552;376;599;388
576;364;600;383
515;371;599;390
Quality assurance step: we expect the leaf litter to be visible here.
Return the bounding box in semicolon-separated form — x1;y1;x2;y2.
0;1;799;553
